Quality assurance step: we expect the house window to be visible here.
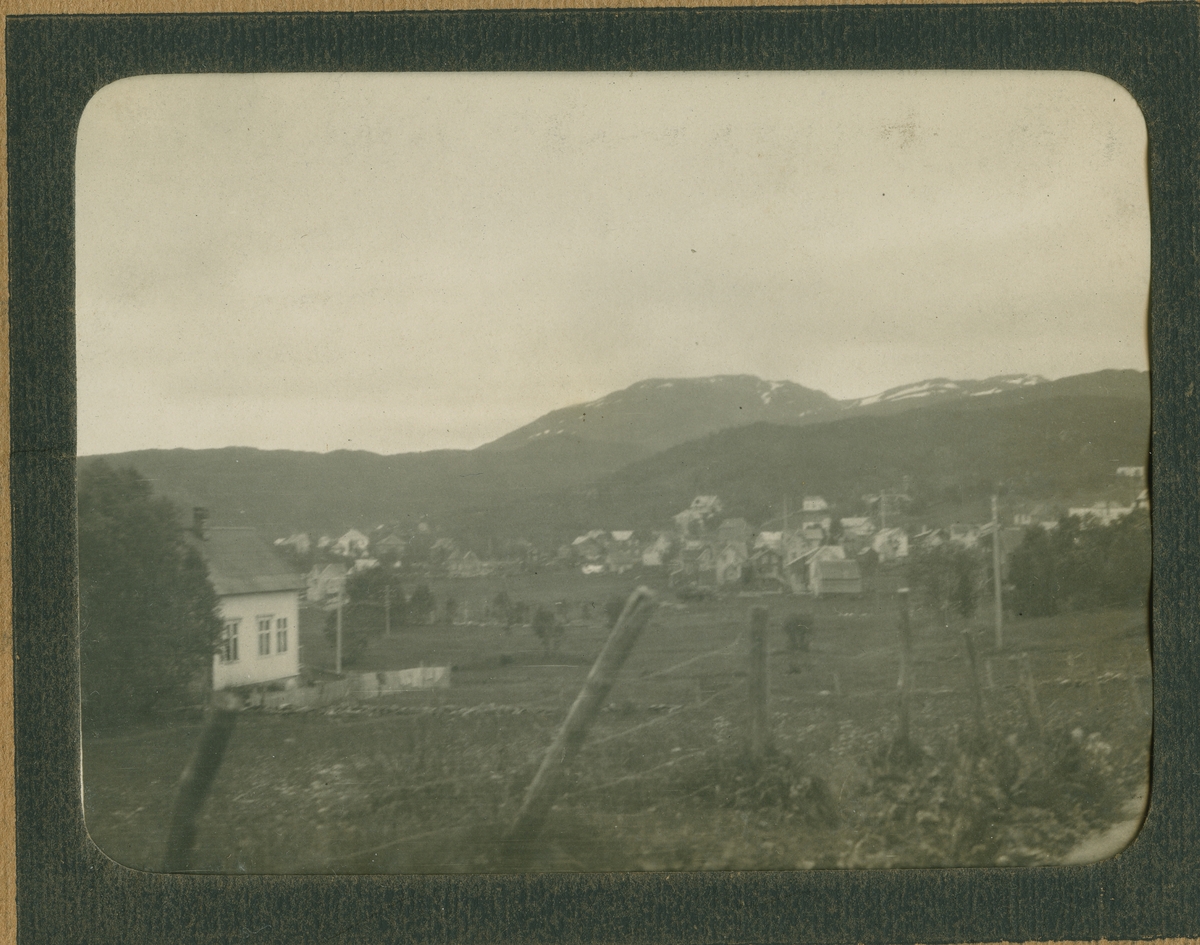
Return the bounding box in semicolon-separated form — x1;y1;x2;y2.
219;620;240;663
257;617;272;656
276;616;288;653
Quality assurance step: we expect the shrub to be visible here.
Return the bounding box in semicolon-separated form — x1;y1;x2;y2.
531;606;565;656
782;613;813;652
604;595;627;629
408;583;435;625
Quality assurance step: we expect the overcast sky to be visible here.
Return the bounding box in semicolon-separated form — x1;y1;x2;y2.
76;71;1149;456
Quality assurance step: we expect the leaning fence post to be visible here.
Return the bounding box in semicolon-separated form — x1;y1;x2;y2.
504;587;657;849
749;607;771;763
163;690;242;871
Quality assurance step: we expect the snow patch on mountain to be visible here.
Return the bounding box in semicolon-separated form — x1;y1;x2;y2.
845;374;1046;408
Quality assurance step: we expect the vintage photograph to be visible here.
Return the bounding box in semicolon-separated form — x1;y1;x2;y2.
75;70;1151;873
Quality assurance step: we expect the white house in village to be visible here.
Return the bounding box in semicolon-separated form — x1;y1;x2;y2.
274;531;312;555
194;524;306;691
306;562;348;602
1068;501;1136;525
333;528;371;557
641;533;673;567
872;527;909;561
840;517;875;539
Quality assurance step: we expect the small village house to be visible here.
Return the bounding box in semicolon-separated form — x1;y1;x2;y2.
641;532;673;568
716;518;751;545
840;517;875;539
571;530;607;563
605;540;640;574
191;515;305;691
448;549;490;578
715;541;749;585
373;533;407;560
674;495;723;535
783;542;838;594
670;541;717;586
948;523;981;548
1068;501;1135;525
333;528;370;557
748;541;785;588
606;530;638;573
274;532;312;555
872;527;909;561
809;555;863;597
306;562;348;603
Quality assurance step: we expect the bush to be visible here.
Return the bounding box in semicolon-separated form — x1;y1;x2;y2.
604;595;627;629
531;606;565;656
408;584;435;625
782;613;813;652
847;724;1123;868
910;544;983;623
323;567;406;667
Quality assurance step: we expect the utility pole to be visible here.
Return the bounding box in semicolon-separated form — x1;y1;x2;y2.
335;585;344;675
991;494;1003;651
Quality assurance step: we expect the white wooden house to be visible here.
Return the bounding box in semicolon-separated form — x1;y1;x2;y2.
333;528;371;557
715;542;749;585
196;525;306;691
306;562;348;603
872;527;909;561
809;552;863;597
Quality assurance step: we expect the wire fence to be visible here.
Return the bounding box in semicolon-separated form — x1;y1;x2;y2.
297;594;1142;868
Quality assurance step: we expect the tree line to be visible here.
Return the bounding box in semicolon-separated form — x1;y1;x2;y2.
908;509;1150;623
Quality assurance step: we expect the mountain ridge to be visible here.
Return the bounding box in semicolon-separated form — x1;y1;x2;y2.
86;369;1149;548
481;370;1147;454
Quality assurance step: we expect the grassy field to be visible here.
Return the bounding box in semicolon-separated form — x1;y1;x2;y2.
83;572;1151;873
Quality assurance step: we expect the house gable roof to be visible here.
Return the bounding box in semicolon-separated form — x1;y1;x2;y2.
194;527;306;596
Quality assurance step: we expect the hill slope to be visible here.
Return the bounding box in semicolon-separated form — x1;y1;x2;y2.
93;434;650;542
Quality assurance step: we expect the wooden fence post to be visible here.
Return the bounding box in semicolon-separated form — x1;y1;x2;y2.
1020;652;1044;735
749;606;770;763
961;629;987;741
504;587;657;849
896;590;913;743
163;690;242;871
